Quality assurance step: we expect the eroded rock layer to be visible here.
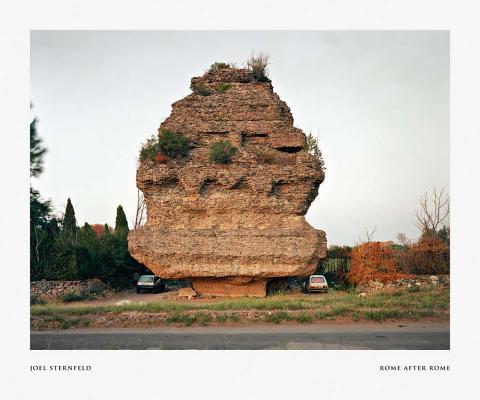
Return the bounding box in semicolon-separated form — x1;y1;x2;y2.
128;68;327;297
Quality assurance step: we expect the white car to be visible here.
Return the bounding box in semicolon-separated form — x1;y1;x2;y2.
305;275;329;293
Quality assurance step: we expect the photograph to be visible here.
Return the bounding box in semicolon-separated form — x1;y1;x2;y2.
29;30;450;350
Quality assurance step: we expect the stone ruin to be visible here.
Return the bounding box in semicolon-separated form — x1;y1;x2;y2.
128;67;327;297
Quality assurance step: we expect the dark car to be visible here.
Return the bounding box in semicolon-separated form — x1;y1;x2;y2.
136;275;166;293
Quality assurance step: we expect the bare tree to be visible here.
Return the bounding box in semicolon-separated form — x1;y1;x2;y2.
134;189;146;229
356;225;377;245
414;187;450;236
396;233;413;247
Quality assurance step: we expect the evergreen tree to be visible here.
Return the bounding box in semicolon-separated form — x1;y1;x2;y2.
103;224;110;235
305;132;326;173
30;118;47;177
62;198;77;239
76;223;98;279
114;205;129;237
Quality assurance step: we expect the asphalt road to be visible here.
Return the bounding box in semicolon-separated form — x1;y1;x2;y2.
31;322;449;350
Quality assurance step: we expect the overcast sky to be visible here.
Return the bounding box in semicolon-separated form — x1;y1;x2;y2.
30;30;449;245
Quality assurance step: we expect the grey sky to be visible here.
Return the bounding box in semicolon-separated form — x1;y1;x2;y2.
30;30;449;245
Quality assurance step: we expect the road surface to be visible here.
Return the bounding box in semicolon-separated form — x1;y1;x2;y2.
31;322;449;350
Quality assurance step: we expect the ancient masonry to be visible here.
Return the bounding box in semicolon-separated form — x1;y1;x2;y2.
128;67;327;297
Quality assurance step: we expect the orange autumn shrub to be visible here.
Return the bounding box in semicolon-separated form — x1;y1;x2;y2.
398;236;449;275
347;242;411;285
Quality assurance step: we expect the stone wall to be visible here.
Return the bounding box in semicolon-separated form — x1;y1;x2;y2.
30;279;109;300
356;275;450;294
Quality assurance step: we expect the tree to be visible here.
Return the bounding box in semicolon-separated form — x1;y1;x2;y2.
76;223;99;279
30;189;61;280
396;233;413;247
62;198;77;240
30;118;47;178
355;226;377;245
305;132;326;173
414;187;450;238
437;225;450;245
115;205;129;237
103;224;111;235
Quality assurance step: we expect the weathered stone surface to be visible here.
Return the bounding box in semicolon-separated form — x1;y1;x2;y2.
128;67;327;297
178;287;198;300
192;278;268;298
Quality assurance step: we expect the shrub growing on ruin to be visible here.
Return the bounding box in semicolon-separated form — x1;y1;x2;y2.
139;134;159;162
158;130;190;158
209;140;237;164
347;242;410;285
248;145;280;164
305;132;326;173
216;83;232;93
190;81;213;96
247;53;270;82
209;62;231;71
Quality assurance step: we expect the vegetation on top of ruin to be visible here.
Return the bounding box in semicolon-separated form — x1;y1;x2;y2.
209;62;232;71
203;55;270;82
209;140;238;164
246;53;270;82
139;134;158;162
139;130;191;162
158;130;190;158
216;82;232;93
190;81;233;95
190;81;214;96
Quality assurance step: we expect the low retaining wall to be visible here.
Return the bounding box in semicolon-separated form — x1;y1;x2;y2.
30;279;110;300
356;275;450;294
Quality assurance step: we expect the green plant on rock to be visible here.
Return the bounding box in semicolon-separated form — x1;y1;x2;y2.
209;140;237;164
209;62;231;71
305;132;326;173
246;53;270;82
139;134;159;162
216;83;232;93
158;130;190;158
190;81;213;96
248;145;279;164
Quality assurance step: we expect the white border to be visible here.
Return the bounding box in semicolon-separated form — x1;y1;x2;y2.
1;1;479;399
